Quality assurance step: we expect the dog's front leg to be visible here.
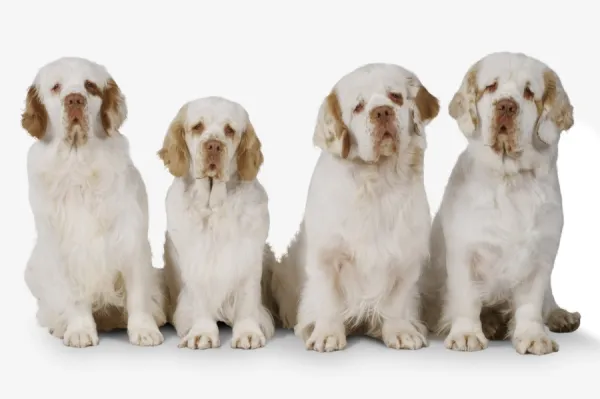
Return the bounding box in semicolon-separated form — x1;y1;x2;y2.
175;287;220;350
379;265;428;350
124;244;164;346
443;249;488;351
296;254;347;353
231;275;273;350
512;266;558;355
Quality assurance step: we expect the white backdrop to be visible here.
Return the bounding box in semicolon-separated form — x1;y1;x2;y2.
1;0;599;397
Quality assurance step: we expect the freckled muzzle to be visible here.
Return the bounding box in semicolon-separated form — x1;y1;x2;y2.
199;139;226;179
63;92;89;147
369;105;398;157
64;93;86;124
492;98;520;156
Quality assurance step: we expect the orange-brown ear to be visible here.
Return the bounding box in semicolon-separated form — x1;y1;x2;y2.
448;63;480;136
542;69;574;131
236;121;263;181
21;85;48;139
158;107;189;177
414;85;440;125
312;90;351;159
535;69;574;145
101;78;127;135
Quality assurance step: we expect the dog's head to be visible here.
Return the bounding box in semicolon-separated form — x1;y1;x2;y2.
449;52;574;163
158;96;263;182
313;63;439;164
21;57;127;147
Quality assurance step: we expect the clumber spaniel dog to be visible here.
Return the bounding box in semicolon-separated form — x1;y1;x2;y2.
419;52;580;355
22;57;166;348
266;63;440;352
159;96;274;350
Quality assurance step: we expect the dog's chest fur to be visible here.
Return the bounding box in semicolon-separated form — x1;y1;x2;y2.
459;172;562;299
166;181;267;295
307;157;431;314
28;142;132;300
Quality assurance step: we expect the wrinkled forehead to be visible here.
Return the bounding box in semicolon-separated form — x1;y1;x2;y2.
477;53;547;88
335;63;414;101
185;97;248;128
34;57;111;88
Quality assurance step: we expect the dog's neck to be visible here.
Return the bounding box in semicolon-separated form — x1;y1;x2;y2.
467;142;557;183
183;173;241;210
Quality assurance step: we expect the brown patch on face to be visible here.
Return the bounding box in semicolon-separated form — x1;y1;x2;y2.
414;85;439;122
100;78;127;135
158;107;190;177
84;80;102;97
191;121;204;135
542;70;574;131
236;121;263;180
326;91;351;159
491;97;520;156
21;86;48;139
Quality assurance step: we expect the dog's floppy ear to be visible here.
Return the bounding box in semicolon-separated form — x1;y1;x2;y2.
312;90;351;159
101;78;127;135
236;120;264;181
408;79;440;130
535;69;574;145
158;106;189;177
21;85;48;139
449;62;480;137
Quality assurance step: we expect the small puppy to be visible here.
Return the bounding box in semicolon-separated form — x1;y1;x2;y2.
22;57;166;348
159;96;274;350
420;52;580;355
267;63;440;352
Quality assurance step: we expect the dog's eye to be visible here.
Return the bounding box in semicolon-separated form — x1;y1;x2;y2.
353;102;365;114
485;82;498;93
51;83;61;93
84;80;100;96
192;122;204;132
224;124;235;137
524;87;535;100
388;92;403;106
84;80;96;90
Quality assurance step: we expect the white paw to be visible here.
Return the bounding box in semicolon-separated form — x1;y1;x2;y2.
63;326;99;348
513;332;558;355
231;331;266;350
444;329;488;352
178;330;220;350
128;325;164;347
383;328;428;350
306;329;347;352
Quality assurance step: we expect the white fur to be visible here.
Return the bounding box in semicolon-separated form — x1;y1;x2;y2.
161;97;274;350
269;63;439;352
420;52;580;355
23;57;166;348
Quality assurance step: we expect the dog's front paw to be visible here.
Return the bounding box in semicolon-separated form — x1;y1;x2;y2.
444;328;488;352
231;331;266;350
128;325;164;347
546;308;580;333
179;330;220;350
63;325;99;348
306;328;347;353
513;331;558;355
383;327;428;350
